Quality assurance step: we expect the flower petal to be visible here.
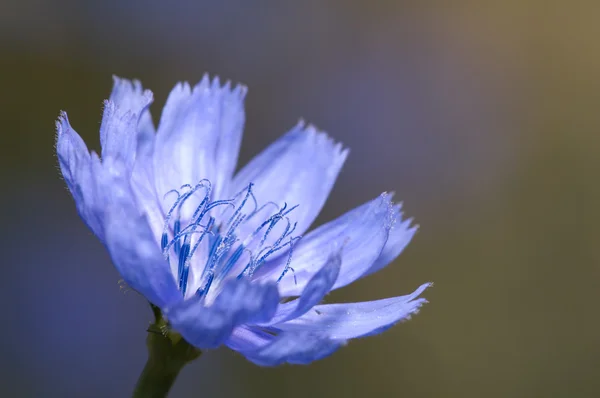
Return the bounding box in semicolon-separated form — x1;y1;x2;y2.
211;81;247;200
129;128;164;245
240;331;344;366
56;112;90;201
100;77;153;169
261;193;394;296
109;75;156;136
107;76;155;140
153;75;247;216
104;199;181;309
56;113;106;239
166;278;279;349
265;251;342;325
103;78;162;241
275;283;431;340
363;204;417;277
231;122;348;238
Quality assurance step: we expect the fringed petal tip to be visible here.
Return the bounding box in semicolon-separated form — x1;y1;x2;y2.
169;73;248;101
294;119;350;165
105;84;153;121
112;74;142;92
405;281;432;302
354;194;418;277
376;193;418;232
55;111;90;182
396;282;432;323
55;112;69;153
406;281;432;310
200;73;248;98
55;110;68;136
392;207;419;234
55;111;81;146
99;77;155;167
111;75;154;104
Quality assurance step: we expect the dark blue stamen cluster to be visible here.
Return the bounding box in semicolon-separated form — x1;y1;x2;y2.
161;180;300;298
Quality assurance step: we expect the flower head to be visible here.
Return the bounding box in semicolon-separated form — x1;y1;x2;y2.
56;75;430;366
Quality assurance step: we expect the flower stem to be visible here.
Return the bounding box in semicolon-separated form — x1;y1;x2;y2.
132;305;201;398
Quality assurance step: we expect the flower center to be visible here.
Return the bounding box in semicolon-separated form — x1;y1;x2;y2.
160;180;299;299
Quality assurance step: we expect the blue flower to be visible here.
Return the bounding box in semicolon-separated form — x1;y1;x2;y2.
56;75;431;366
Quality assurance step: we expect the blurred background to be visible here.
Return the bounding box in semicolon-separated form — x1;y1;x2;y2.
1;1;599;397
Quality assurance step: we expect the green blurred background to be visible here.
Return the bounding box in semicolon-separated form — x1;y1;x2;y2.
1;1;599;397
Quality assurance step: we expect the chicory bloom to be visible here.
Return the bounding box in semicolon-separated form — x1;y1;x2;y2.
56;75;430;366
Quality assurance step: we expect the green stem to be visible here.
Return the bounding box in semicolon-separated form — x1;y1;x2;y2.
132;306;201;398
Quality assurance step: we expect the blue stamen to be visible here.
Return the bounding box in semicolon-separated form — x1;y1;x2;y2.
162;227;214;255
185;217;214;271
196;272;214;299
218;244;246;281
161;180;301;298
161;232;168;252
259;214;284;247
180;261;191;295
278;266;297;285
173;220;181;255
253;236;302;276
207;234;222;261
177;243;190;287
225;183;254;228
203;213;244;275
245;201;279;222
163;189;182;201
277;237;300;285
